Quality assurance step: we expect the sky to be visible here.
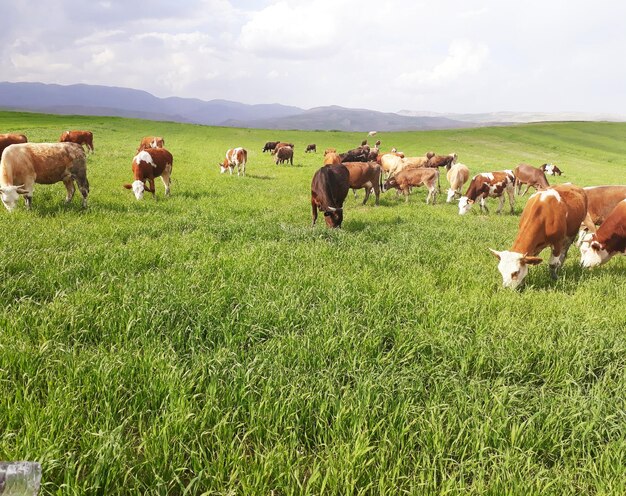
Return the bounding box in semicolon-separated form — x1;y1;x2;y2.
2;0;626;114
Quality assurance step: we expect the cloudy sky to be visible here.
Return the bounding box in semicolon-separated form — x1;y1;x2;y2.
2;0;625;113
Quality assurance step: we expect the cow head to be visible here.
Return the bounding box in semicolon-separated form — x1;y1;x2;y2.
458;196;474;215
219;160;230;173
489;249;543;289
324;206;343;228
446;189;457;203
123;180;145;200
382;177;397;193
0;185;27;211
579;234;611;268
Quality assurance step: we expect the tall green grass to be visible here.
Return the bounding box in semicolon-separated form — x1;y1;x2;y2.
0;111;625;494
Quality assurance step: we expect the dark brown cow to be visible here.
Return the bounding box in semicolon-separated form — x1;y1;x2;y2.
311;165;350;228
305;144;317;153
343;161;382;205
59;130;94;153
340;145;370;163
458;170;516;215
513;163;550;195
275;146;293;165
272;142;294;155
137;136;165;152
0;133;28;157
580;199;626;268
383;167;438;204
263;141;280;153
124;148;173;200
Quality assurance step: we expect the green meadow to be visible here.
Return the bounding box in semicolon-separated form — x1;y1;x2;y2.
0;111;625;495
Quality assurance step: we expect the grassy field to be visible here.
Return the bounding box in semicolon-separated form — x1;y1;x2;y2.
0;110;625;495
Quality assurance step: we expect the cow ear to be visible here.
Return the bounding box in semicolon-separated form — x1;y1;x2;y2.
591;241;602;251
16;187;29;195
488;249;502;260
468;199;474;204
522;255;543;265
123;184;132;189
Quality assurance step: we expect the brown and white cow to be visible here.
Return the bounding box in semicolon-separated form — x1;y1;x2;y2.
446;163;470;203
220;147;247;176
0;142;89;211
275;146;293;165
0;133;28;157
458;170;516;215
323;152;342;166
311;165;350;228
580;199;626;268
305;144;317;153
124;148;173;200
343;161;382;206
541;163;562;176
59;130;94;153
513;163;550;196
489;184;589;288
383;167;438;204
137;136;165;152
575;185;626;244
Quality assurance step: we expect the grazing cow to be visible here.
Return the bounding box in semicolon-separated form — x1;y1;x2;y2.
489;185;589;288
426;153;457;193
124;148;173;200
263;141;280;153
324;148;336;156
580;199;626;268
275;146;293;165
541;163;562;176
383;167;438;204
59;130;94;153
323;152;342;166
576;185;626;244
0;142;89;211
458;170;516;215
137;136;165;152
0;133;27;157
220;147;247;176
446;163;470;203
305;144;317;153
311;165;350;228
340;145;370;163
368;131;377;137
343;161;382;205
272;142;294;155
513;163;550;196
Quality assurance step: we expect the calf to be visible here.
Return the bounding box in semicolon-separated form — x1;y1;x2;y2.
323;152;342;166
458;170;516;215
0;133;27;157
343;161;382;206
59;130;94;153
580;199;626;268
383;167;438;204
137;136;165;152
220;147;247;176
0;142;88;211
446;163;470;203
124;148;173;200
541;163;562;176
305;144;317;153
275;146;293;165
489;184;589;288
263;141;280;153
513;163;550;195
311;165;350;228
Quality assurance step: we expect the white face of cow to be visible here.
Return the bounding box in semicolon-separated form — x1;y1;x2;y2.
458;196;474;215
447;189;456;203
489;249;543;289
131;180;145;200
0;185;23;212
579;236;612;268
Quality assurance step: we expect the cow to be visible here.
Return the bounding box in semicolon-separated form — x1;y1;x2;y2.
311;165;350;228
383;167;438;204
59;130;94;153
580;199;626;268
275;146;293;165
576;185;626;245
427;153;456;169
458;170;516;215
446;163;470;203
0;142;89;211
137;136;165;152
323;152;342;166
366;147;379;162
541;163;562;176
324;148;336;156
272;142;294;155
0;133;27;157
263;141;280;153
489;185;590;288
513;163;550;196
305;144;317;153
368;131;377;137
379;153;406;180
124;148;173;200
343;161;382;206
340;145;370;163
220;147;247;176
403;156;429;169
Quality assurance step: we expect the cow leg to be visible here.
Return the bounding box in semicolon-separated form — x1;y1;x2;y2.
548;238;569;279
311;200;318;226
362;187;370;205
521;184;532;196
149;178;156;199
161;168;171;196
496;194;506;214
242;163;246;177
479;196;489;214
353;188;358;200
507;186;515;214
63;177;76;203
404;188;410;202
373;183;380;206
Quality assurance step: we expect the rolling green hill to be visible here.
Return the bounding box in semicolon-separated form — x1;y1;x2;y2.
1;111;625;495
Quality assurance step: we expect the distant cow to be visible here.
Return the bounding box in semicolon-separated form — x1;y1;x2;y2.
340;145;370;163
446;163;470;203
383;167;439;204
272;142;294;155
137;136;165;152
513;163;550;196
458;170;516;215
124;148;173;200
0;133;27;157
59;130;94;153
305;144;317;153
263;141;280;153
323;152;342;166
311;165;350;228
368;131;377;137
0;142;89;211
220;147;247;176
541;163;562;176
580;199;626;268
343;161;382;206
375;139;381;147
490;185;590;288
275;146;293;165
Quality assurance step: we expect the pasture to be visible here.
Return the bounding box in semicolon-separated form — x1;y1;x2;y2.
1;111;625;495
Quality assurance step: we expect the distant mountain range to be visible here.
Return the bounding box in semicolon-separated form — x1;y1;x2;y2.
1;82;624;131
